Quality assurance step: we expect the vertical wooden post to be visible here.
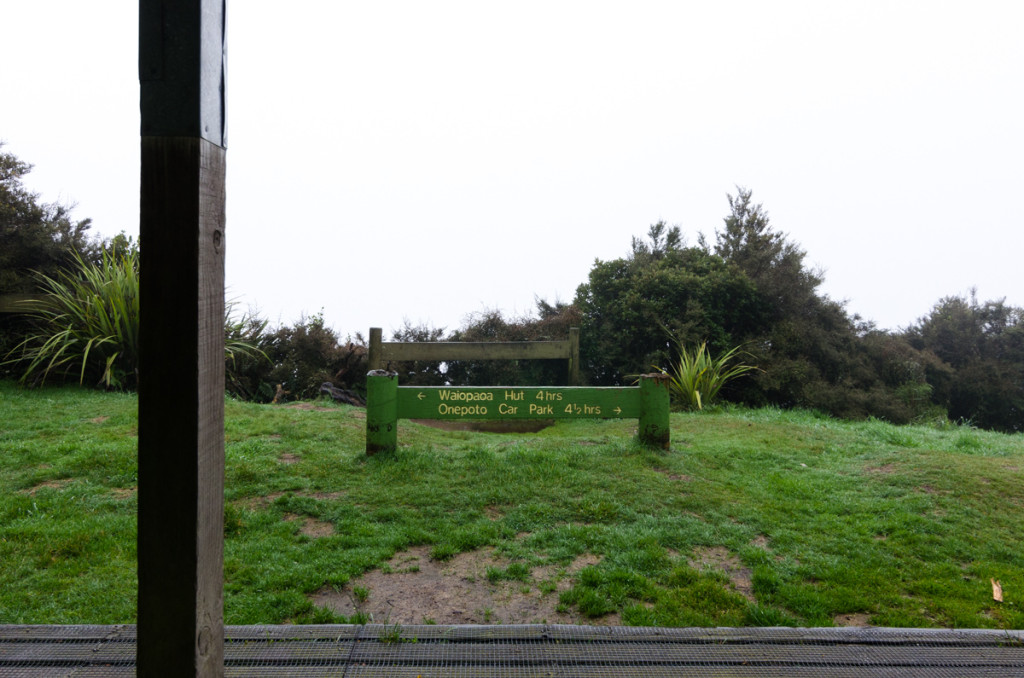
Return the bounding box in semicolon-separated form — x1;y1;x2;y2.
568;327;580;386
138;1;226;676
638;373;671;449
366;370;398;455
367;327;383;371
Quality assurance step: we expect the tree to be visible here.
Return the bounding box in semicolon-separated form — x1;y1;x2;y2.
711;187;822;323
575;192;936;423
0;144;101;294
575;223;763;385
630;220;683;261
708;188;879;415
906;292;1024;431
0;144;107;372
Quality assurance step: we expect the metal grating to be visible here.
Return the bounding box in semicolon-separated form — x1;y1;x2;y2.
2;624;1023;677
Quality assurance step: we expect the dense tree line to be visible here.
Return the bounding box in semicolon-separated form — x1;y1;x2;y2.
572;189;1021;431
2;146;1021;431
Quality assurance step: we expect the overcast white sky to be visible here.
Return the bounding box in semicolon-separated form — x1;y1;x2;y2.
3;2;1021;339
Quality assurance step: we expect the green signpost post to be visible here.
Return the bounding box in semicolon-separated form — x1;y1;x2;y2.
366;371;671;454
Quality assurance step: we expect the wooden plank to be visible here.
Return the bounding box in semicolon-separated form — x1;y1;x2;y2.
381;340;572;362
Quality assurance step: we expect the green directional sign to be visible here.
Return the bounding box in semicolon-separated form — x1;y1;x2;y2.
365;371;670;455
398;387;640;420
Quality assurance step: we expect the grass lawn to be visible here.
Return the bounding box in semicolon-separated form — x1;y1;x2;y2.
2;380;1023;628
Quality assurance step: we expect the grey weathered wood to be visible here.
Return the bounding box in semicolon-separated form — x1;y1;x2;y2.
568;326;580;386
367;327;383;373
383;340;571;362
138;1;227;675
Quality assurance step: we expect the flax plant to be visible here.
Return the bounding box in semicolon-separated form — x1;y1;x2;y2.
658;340;758;411
6;250;140;388
5;250;267;391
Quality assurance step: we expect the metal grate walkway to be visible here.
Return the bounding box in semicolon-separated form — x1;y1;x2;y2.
3;623;1024;676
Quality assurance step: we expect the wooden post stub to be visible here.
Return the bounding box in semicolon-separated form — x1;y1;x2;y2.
367;327;383;371
366;370;398;454
568;327;580;386
638;373;671;449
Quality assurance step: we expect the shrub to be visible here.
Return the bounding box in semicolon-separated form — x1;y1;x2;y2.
658;339;758;411
225;310;367;402
5;249;140;388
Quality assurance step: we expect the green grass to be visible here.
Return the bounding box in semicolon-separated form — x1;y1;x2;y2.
2;382;1023;628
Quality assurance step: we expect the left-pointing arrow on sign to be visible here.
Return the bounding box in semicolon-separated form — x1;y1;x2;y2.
418;392;426;400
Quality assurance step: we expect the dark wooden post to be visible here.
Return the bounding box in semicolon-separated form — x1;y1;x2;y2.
138;1;227;675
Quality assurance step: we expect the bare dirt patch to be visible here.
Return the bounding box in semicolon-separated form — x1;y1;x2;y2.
234;491;345;511
651;466;692;482
311;546;618;625
283;513;334;538
20;478;74;495
689;546;755;602
234;491;287;511
89;416;109;424
750;535;770;550
834;613;872;627
279;452;300;464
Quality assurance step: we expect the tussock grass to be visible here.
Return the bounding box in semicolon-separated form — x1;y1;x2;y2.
1;381;1023;628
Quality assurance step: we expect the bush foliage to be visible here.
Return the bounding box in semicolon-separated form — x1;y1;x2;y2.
225;311;367;403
